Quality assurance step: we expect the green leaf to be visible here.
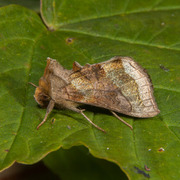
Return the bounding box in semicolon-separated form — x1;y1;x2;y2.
0;1;180;179
43;146;128;180
0;0;40;12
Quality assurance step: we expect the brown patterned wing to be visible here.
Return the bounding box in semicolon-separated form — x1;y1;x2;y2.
62;56;160;118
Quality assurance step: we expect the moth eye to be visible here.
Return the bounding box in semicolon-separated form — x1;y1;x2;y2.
42;94;49;100
41;94;50;103
36;93;50;107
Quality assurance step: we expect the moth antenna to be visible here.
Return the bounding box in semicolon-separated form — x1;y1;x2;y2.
110;111;133;130
28;82;38;88
37;99;55;130
80;110;106;133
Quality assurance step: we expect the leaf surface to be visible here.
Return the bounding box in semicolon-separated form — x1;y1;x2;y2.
0;1;180;179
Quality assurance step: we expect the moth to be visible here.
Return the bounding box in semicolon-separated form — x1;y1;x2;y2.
30;56;160;132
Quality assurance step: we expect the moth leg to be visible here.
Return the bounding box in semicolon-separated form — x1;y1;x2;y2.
37;99;55;130
68;107;106;133
79;110;106;133
110;111;133;130
64;106;106;133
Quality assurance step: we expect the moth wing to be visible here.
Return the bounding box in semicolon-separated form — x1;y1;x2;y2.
62;56;160;118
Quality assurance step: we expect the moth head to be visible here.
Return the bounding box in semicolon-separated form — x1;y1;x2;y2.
34;87;51;107
34;77;51;107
